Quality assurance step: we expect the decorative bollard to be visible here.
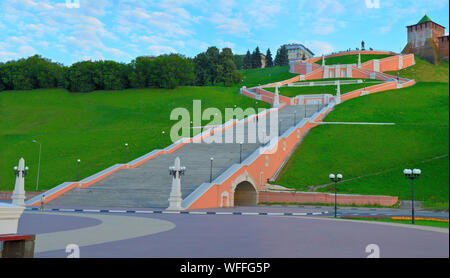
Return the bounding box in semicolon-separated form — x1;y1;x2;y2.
12;158;28;207
167;157;186;210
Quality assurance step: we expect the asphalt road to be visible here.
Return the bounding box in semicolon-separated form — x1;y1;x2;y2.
18;209;448;258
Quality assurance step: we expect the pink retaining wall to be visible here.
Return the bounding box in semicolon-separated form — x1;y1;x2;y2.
304;68;324;80
340;81;398;102
255;88;292;105
259;191;398;206
302;50;396;64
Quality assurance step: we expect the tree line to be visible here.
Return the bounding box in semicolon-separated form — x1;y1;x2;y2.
238;45;289;70
0;54;197;92
0;45;290;93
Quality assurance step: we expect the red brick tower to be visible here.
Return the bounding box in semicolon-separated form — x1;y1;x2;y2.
403;15;449;64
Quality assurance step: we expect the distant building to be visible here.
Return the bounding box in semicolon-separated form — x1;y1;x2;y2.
403;15;449;63
284;44;315;61
238;53;266;68
260;53;266;68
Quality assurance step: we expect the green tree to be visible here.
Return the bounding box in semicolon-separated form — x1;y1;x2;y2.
233;54;244;70
66;61;96;92
149;54;194;89
275;45;289;66
205;46;220;85
243;50;252;69
217;48;241;87
193;52;210;86
266;48;273;68
0;55;66;91
251;46;262;69
100;61;129;90
128;56;154;88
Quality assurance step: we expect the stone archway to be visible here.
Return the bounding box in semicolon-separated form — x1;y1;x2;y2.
230;171;258;207
233;181;257;206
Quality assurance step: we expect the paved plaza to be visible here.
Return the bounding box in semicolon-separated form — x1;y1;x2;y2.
18;206;449;258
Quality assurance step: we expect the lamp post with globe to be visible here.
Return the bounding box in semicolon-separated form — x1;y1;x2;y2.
403;168;421;224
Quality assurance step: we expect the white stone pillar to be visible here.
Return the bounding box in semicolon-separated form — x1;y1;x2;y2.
274;82;281;106
12;158;27;207
358;52;361;68
373;60;380;72
323;66;329;79
167;157;185;210
347;64;353;78
336;80;341;104
322;55;325;66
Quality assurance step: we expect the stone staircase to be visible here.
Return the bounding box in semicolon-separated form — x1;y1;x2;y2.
48;104;324;208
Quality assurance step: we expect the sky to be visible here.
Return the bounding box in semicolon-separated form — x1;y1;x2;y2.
0;0;449;65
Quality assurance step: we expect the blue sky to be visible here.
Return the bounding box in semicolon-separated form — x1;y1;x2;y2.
0;0;448;65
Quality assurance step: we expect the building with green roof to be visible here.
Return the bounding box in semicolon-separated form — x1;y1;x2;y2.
403;15;448;64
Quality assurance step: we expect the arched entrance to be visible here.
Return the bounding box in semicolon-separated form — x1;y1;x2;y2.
233;181;257;206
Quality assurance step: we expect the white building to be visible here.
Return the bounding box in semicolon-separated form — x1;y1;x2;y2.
285;44;315;61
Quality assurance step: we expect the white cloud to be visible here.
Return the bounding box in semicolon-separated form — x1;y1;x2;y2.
148;45;177;55
0;51;19;62
246;0;283;28
305;41;335;56
7;36;30;44
216;39;235;50
210;13;249;35
18;45;36;57
378;25;392;34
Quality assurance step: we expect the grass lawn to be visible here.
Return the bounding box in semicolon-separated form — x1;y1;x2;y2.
0;86;270;191
340;217;449;228
314;54;393;65
386;55;449;83
273;82;449;210
240;66;298;88
264;81;383;97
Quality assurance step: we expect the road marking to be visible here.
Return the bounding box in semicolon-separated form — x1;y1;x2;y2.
29;212;176;253
25;208;329;217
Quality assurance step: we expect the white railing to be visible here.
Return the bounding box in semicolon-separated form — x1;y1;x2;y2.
288;79;364;87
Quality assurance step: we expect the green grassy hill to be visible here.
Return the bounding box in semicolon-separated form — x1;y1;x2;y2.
0;87;269;191
264;81;382;97
314;54;393;65
239;66;298;88
386;55;449;83
274;82;449;210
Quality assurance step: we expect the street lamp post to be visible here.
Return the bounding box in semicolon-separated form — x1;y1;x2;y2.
32;140;41;191
239;142;243;163
161;131;165;148
304;103;307;118
403;168;421;224
279;119;282;136
210;157;214;183
76;159;81;181
124;143;128;163
329;173;343;218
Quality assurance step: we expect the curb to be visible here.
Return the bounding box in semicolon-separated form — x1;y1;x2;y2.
25;207;329;217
